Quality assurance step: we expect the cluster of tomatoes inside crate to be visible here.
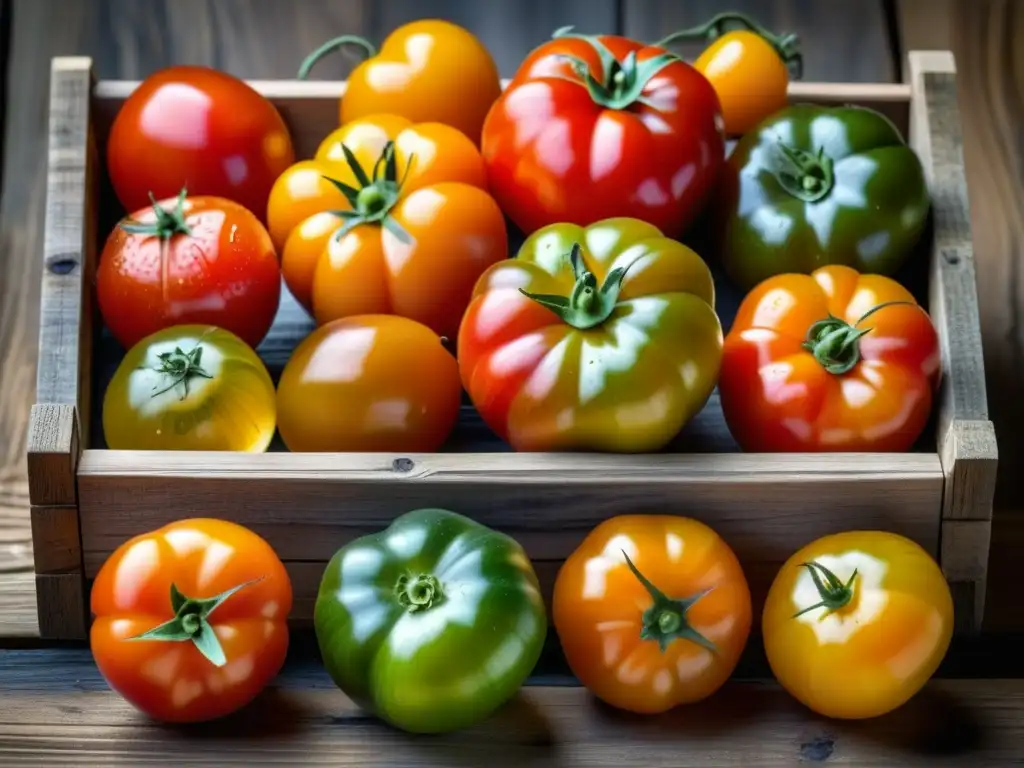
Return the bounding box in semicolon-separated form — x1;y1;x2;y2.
97;11;938;459
83;14;960;736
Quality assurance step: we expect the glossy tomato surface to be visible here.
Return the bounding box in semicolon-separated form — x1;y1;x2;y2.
107;66;294;217
91;518;293;723
96;193;281;351
458;218;723;452
482;34;724;238
553;515;752;713
276;315;462;452
271;114;505;339
103;325;276;452
763;531;953;719
719;265;941;452
338;20;502;144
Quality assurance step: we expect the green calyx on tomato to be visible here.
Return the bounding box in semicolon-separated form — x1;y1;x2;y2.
314;508;547;734
127;577;262;667
791;561;858;619
718;104;931;289
550;26;679;110
655;12;802;79
621;551;716;653
297;36;378;79
520;243;631;330
150;343;214;400
119;187;193;239
802;300;914;375
322;142;416;243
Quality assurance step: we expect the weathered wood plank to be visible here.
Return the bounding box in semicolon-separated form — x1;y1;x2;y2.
0;651;1021;765
0;573;39;638
621;0;896;82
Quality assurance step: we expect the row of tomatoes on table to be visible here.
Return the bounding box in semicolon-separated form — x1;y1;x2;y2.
92;512;955;732
97;14;939;455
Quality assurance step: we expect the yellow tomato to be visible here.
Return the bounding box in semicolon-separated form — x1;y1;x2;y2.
102;325;276;451
762;531;954;719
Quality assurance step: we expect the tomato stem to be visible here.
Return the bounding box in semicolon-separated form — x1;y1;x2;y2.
519;243;633;330
792;561;858;618
150;344;214;400
119;188;193;240
621;550;717;654
395;573;444;613
654;11;803;80
126;577;263;668
802;300;919;375
321;141;415;244
298;35;378;80
550;26;679;111
773;142;834;203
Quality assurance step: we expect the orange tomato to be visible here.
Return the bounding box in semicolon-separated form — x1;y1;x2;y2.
719;265;941;452
90;519;292;723
657;12;801;136
272;114;506;340
763;531;954;719
298;20;502;145
553;516;752;713
275;314;462;452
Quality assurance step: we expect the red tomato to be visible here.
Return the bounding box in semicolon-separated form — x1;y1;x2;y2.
107;66;295;218
96;191;281;351
90;519;293;723
481;31;724;238
719;266;941;452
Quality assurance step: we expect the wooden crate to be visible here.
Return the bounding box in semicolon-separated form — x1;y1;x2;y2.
28;52;996;641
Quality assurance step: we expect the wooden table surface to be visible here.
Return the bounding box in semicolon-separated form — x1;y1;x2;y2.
1;0;1023;763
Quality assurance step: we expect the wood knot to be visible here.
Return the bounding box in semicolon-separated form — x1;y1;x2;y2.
392;458;415;472
799;735;835;761
942;248;961;266
47;257;78;275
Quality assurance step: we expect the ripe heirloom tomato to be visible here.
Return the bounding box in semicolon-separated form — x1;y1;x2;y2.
91;519;293;723
656;12;801;136
298;20;502;144
763;531;954;719
107;66;294;218
719;265;941;452
96;191;281;351
276;315;461;452
481;29;724;238
553;515;752;714
272;114;506;340
103;325;276;452
458;218;723;452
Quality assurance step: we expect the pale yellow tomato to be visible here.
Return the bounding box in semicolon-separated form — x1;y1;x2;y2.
102;325;276;451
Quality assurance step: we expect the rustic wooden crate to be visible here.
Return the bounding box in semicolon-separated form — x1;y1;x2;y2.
28;52;996;641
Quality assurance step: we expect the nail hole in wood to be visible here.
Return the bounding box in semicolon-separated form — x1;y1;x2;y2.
799;735;835;761
48;259;78;275
392;458;414;472
943;249;961;266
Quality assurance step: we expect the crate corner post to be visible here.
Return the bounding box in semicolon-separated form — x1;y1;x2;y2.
907;50;998;633
30;55;99;640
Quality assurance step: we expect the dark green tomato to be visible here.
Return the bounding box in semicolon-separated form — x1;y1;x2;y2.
313;508;547;734
717;104;931;290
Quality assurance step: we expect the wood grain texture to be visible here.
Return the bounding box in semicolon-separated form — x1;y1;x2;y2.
0;574;39;638
0;650;1022;766
621;0;897;82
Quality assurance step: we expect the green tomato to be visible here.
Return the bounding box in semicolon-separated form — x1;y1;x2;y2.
717;104;931;290
314;508;547;733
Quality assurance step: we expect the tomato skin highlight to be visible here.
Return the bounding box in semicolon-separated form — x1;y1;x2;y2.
553;515;752;714
96;193;281;351
719;265;941;452
102;325;276;452
107;66;294;218
90;519;293;724
762;531;954;719
458;217;722;452
481;34;724;238
275;315;462;452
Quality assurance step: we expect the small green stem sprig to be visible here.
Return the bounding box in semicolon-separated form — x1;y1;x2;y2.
792;562;858;619
622;551;717;653
119;188;193;240
150;344;213;401
322;141;416;244
803;301;916;375
128;578;263;667
298;35;378;79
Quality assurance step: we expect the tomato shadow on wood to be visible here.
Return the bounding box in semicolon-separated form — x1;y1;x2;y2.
156;687;311;740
